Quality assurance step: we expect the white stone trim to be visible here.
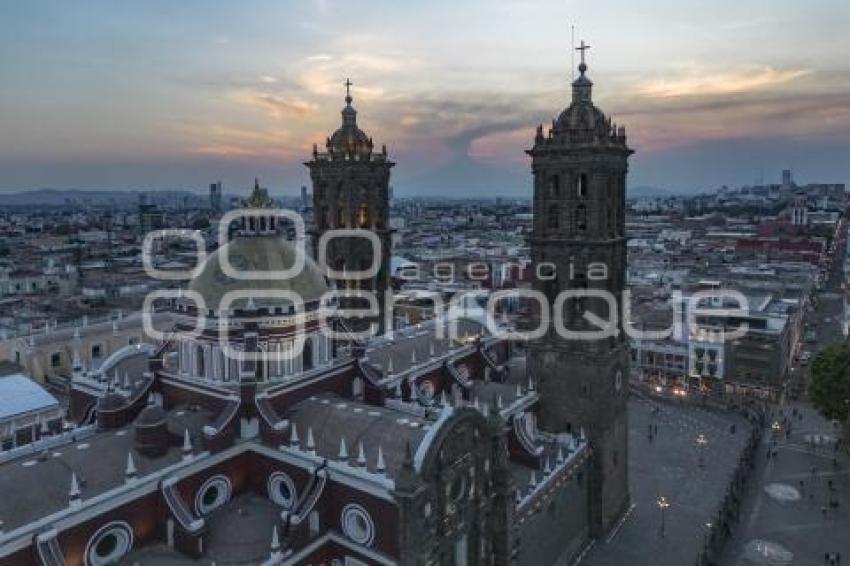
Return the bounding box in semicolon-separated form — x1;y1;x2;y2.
267;471;297;509
194;474;232;516
341;503;375;547
83;520;133;566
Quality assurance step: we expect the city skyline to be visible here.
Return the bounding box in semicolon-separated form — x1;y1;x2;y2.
2;0;849;195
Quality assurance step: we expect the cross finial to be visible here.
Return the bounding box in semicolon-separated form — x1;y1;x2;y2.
576;40;591;67
344;78;353;104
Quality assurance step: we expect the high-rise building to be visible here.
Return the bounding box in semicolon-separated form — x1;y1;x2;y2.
300;185;309;211
527;45;632;535
306;81;393;333
209;181;222;214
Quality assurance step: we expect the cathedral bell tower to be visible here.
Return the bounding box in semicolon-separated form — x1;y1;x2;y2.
527;43;631;536
306;80;393;334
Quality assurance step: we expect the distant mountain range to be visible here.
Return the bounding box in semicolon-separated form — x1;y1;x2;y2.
0;188;208;208
627;185;680;198
0;185;682;207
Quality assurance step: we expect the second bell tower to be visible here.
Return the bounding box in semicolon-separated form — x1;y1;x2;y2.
527;44;632;536
307;80;393;334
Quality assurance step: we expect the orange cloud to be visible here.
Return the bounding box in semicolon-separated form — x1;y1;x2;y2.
638;66;812;98
234;91;318;119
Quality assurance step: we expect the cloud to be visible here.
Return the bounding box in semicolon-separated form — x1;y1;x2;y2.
638;66;812;98
234;91;319;119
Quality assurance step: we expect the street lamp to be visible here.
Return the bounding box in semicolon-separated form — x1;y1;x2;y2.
657;496;670;537
697;433;708;468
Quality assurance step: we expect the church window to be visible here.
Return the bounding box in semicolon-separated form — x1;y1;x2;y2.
267;472;297;509
196;345;205;376
194;475;231;516
551;174;561;197
302;337;314;371
337;208;345;228
575;204;587;231
320;206;329;229
260;217;267;231
547;205;560;229
577;173;588;198
248;217;256;232
85;522;133;566
357;204;370;227
341;504;375;546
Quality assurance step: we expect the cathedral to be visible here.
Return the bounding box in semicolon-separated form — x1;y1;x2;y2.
0;50;630;566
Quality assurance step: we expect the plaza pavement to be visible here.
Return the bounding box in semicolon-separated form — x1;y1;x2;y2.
581;395;753;566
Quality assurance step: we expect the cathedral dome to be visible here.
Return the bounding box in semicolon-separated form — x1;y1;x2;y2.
189;235;330;311
554;62;609;136
326;84;374;156
136;404;166;426
531;49;629;151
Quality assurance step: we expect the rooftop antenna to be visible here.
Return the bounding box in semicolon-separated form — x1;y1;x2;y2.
571;24;576;81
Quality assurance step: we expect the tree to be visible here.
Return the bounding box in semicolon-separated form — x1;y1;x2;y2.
809;344;850;421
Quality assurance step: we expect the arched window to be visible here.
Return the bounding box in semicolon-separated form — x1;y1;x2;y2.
196;345;205;377
302;338;314;371
575;204;587;231
576;173;588;198
336;208;345;228
547;205;560;229
551;175;561;197
357;204;370;228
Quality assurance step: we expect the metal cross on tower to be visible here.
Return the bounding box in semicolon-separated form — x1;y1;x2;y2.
576;40;591;66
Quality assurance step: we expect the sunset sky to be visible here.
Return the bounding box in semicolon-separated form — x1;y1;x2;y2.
2;0;849;196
